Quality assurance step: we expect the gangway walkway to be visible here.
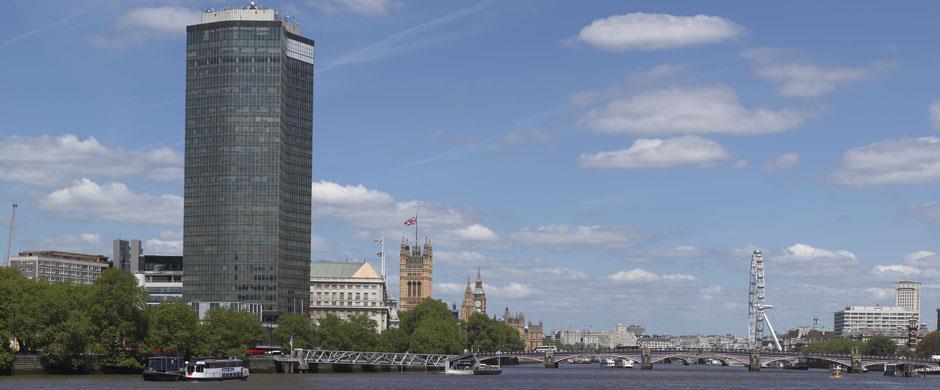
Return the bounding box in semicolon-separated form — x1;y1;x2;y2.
275;349;455;370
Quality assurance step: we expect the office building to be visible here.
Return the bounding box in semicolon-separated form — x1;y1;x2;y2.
113;239;141;273
9;251;110;285
834;305;918;337
895;280;921;322
309;261;392;333
134;255;184;306
183;4;314;323
399;238;433;312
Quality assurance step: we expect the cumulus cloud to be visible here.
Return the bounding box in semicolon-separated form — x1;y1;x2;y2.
38;233;106;255
578;136;730;169
434;282;465;294
762;153;800;172
626;64;685;85
94;6;200;47
146;230;183;255
510;224;643;249
486;282;540;298
435;250;489;265
450;224;499;241
866;287;894;300
312;180;475;230
873;264;921;277
903;250;939;267
776;243;858;265
0;134;182;185
580;86;810;136
577;13;743;51
607;268;696;284
310;0;396;16
741;47;892;98
831;137;940;186
930;101;940;130
39;178;183;225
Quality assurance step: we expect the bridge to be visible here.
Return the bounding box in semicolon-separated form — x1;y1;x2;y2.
273;349;454;373
477;348;940;372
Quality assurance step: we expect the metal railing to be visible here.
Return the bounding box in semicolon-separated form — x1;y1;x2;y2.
278;349;455;368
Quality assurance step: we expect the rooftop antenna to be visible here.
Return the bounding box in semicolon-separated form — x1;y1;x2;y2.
4;202;17;266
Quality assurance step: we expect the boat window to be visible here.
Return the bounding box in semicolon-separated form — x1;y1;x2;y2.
187;365;194;374
196;365;204;373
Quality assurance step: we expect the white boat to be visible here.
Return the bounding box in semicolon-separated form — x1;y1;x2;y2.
445;354;502;375
601;358;616;368
183;358;249;381
616;359;634;368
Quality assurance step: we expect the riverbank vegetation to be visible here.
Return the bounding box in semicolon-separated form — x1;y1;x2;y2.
0;268;522;374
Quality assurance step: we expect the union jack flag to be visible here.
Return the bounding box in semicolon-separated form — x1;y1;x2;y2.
404;216;417;226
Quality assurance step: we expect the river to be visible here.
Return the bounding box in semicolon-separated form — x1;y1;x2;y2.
2;364;938;389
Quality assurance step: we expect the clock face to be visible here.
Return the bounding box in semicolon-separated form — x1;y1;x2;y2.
474;300;481;307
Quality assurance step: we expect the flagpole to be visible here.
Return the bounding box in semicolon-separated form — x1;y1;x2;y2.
414;213;418;248
381;235;386;280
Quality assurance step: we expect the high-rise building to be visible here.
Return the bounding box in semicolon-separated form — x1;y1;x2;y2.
834;305;918;337
895;280;921;322
459;269;486;321
183;4;314;323
113;239;141;273
398;238;432;312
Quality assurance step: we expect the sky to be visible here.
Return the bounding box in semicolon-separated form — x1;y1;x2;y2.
2;0;940;336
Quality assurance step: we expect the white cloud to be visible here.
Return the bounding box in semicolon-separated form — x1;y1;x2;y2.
312;180;475;230
94;6;200;47
577;13;743;51
908;202;940;222
145;230;183;255
741;48;890;98
310;0;395;16
578;136;730;169
607;268;696;284
510;224;643;249
873;264;921;277
580;86;810;136
866;287;894;300
904;251;939;267
39;233;106;255
494;266;590;282
762;153;800;172
626;64;685;85
0;134;182;185
486;282;540;298
39;178;183;225
435;250;489;265
451;224;498;241
434;282;465;294
776;243;858;265
831;137;940;186
116;6;200;34
930;101;940;130
311;234;333;252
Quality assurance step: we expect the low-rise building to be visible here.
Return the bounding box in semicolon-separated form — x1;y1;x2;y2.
638;335;677;349
309;261;392;333
134;255;183;306
782;327;833;351
9;250;110;285
834;305;918;337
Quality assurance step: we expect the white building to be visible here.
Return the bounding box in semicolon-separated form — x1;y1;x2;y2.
895;280;921;322
834;305;918;337
554;329;610;348
638;335;677;349
608;324;639;348
133;255;183;306
309;261;392;333
9;251;110;285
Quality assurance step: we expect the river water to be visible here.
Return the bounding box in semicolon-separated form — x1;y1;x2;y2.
2;364;938;389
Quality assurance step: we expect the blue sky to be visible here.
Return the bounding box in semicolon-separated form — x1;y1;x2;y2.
2;0;940;335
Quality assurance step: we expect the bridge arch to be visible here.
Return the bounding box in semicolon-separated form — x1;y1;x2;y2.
760;355;850;368
650;353;748;366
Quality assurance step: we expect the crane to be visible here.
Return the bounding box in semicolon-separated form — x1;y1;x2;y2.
4;202;16;266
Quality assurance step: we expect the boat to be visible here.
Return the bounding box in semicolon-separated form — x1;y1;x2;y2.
183;357;249;381
831;365;844;379
445;354;502;375
143;356;184;381
601;358;616;368
567;357;592;365
615;359;634;368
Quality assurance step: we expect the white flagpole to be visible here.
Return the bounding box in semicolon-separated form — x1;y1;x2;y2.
381;235;386;280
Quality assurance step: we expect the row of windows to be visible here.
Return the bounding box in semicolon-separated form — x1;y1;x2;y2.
313;301;382;307
187;74;280;89
188;27;281;44
189;55;281;67
189;45;283;57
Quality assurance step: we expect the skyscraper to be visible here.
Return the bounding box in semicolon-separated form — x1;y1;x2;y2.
895;280;921;322
183;4;314;323
113;239;141;273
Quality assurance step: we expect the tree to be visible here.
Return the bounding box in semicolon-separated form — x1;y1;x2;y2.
318;314;351;350
42;310;96;373
89;268;149;371
147;300;206;359
399;300;456;335
0;268;43;353
863;335;896;356
803;339;864;354
273;314;319;350
409;318;463;354
378;328;409;353
916;331;940;358
203;309;264;356
344;315;379;351
0;331;13;374
465;313;523;353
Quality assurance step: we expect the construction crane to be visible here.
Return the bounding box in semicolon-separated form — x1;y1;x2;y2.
4;202;16;266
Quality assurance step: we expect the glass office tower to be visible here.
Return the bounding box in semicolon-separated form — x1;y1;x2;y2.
183;5;313;323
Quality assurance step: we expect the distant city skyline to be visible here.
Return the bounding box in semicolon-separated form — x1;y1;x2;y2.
2;0;940;334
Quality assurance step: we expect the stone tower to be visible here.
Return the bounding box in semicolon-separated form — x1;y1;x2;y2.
399;237;433;312
460;268;486;320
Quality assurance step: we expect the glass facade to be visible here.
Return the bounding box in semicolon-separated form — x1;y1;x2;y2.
184;16;313;322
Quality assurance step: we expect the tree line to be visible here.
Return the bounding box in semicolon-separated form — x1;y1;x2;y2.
802;334;940;358
0;267;523;374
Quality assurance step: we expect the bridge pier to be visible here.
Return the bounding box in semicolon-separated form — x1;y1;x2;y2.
748;349;760;372
544;350;558;368
850;348;862;374
641;347;653;370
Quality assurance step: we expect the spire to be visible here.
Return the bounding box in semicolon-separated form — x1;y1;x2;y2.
464;274;472;295
476;267;482;283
